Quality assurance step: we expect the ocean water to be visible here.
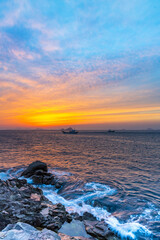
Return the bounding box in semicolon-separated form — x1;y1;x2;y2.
0;130;160;239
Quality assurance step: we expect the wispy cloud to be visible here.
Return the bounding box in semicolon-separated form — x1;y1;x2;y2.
0;0;160;128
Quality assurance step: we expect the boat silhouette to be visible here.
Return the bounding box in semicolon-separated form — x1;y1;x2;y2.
107;129;115;133
62;128;78;134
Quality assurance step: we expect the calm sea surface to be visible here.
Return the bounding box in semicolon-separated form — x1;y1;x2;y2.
0;130;160;239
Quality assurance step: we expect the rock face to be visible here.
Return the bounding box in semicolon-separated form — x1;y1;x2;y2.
0;222;60;240
21;161;63;188
21;161;48;178
0;178;70;232
84;220;115;239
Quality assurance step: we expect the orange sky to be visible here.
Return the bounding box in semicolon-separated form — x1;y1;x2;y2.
0;72;160;129
0;1;160;130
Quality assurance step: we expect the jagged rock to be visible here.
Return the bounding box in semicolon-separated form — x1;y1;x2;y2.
0;222;60;240
31;228;61;240
21;161;48;178
21;161;64;188
84;220;114;240
31;174;44;184
66;213;72;223
43;174;54;185
0;214;11;231
0;178;68;231
31;173;63;188
71;212;83;221
82;212;97;221
0;162;118;240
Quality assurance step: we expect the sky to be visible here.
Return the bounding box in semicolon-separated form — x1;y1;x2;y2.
0;0;160;130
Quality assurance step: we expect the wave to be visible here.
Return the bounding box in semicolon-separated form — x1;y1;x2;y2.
0;167;153;239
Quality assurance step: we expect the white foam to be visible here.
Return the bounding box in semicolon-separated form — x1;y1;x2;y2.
41;183;151;239
0;169;152;239
0;168;13;180
106;216;151;239
85;182;113;191
50;170;72;176
0;168;24;181
0;172;10;181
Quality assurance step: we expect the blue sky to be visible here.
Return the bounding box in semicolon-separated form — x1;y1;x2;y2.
0;0;160;129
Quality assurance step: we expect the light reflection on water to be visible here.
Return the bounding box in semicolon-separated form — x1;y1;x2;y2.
0;130;160;238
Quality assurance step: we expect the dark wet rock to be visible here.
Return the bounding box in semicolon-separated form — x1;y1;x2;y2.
71;212;96;222
31;174;44;184
21;161;64;189
0;162;118;239
31;173;63;189
82;212;97;221
43;174;54;185
66;213;73;223
0;222;60;240
0;178;68;231
71;212;83;221
55;181;63;189
84;220;114;240
0;214;11;231
34;169;46;175
21;161;48;178
107;237;120;240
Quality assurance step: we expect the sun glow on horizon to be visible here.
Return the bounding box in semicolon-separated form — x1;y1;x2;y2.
0;0;160;129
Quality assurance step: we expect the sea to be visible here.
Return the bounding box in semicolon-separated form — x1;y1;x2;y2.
0;130;159;239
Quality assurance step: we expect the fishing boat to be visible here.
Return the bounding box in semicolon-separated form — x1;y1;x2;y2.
62;128;78;134
107;129;115;133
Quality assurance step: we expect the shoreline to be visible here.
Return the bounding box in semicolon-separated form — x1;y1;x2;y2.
0;161;120;240
0;160;156;239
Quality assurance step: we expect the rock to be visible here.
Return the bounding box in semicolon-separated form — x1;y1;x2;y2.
0;178;68;231
82;212;97;221
31;174;44;184
84;220;114;240
1;222;60;240
55;181;63;189
71;212;83;221
66;213;72;223
47;221;62;233
43;175;54;185
59;233;92;240
34;169;46;175
31;228;61;240
59;220;90;238
21;161;48;178
0;214;11;231
30;193;41;201
21;161;65;190
106;237;120;240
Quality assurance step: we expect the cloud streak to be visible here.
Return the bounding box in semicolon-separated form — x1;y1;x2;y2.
0;0;160;129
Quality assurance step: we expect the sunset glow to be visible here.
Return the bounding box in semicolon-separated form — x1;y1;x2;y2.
0;0;160;129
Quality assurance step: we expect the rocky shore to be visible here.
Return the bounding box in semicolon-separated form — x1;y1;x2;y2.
0;161;120;240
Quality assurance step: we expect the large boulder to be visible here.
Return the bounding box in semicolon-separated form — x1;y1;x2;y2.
21;161;48;178
21;161;64;189
84;220;115;240
0;222;60;240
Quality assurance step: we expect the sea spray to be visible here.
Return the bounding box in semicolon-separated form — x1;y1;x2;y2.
0;167;154;239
